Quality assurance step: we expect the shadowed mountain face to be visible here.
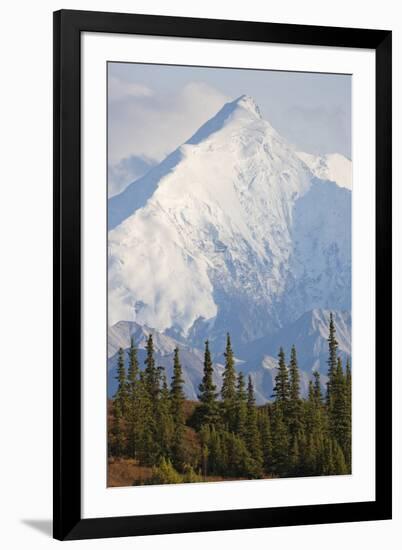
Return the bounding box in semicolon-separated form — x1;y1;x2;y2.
107;95;351;402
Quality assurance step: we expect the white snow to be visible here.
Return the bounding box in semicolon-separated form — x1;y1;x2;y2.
296;151;352;190
108;95;351;350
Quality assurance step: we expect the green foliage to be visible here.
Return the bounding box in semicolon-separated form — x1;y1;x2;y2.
197;340;220;427
148;459;204;485
235;371;247;438
110;397;124;457
182;464;203;483
245;376;263;470
149;457;183;484
313;370;323;404
110;321;352;483
272;347;290;411
114;347;129;415
170;347;185;422
221;333;238;432
156;368;175;459
199;424;261;478
288;345;304;441
135;371;160;465
326;312;339;407
344;358;352;470
271;404;289;475
170;347;186;468
144;334;159;400
126;339;139;457
258;407;273;472
127;338;139;392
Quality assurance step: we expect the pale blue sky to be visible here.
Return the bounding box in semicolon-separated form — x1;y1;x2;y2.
108;62;351;195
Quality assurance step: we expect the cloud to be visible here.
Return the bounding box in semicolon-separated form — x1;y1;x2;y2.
108;80;230;166
108;76;154;102
108;155;156;198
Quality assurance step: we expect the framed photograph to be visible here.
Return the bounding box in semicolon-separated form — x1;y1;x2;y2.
53;9;392;541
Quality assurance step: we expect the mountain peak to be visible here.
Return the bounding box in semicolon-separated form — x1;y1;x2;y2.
108;92;351;337
233;95;262;118
186;94;263;147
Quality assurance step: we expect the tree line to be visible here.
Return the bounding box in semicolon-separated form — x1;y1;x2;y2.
110;313;351;483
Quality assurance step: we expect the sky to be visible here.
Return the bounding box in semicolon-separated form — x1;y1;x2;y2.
108;62;351;196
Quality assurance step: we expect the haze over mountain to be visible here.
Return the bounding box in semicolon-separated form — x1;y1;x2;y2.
107;95;352;401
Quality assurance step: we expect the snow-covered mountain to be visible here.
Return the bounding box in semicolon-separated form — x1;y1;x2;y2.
296;151;352;190
108;95;351;354
108;309;351;403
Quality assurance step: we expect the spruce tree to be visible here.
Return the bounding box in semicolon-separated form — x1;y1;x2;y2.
221;333;237;431
329;357;350;468
321;437;335;475
245;376;263;471
235;371;247;438
271;404;289;475
170;347;186;468
289;435;301;475
313;370;323;405
144;334;159;400
136;371;159;466
305;382;316;437
127;338;139;395
303;431;318;476
288;345;303;440
304;370;326;474
170;347;185;422
219;431;259;478
126;338;139;457
326;313;338;407
332;439;348;475
156;367;174;460
199;425;211;477
197;340;219;426
207;426;224;474
344;358;352;471
114;347;128;415
111;397;124;457
258;407;273;473
272;347;290;413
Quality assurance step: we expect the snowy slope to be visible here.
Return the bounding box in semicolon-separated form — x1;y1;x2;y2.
108;95;351;352
296;151;352;190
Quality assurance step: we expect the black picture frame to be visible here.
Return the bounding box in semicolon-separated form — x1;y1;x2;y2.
53;9;392;541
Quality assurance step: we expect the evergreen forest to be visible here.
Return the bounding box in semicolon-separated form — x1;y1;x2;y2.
108;313;351;485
